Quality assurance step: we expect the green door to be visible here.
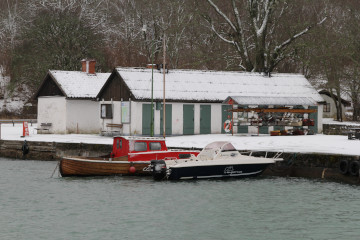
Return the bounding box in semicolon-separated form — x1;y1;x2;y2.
221;105;232;134
183;105;194;135
160;104;172;136
309;106;318;133
200;105;211;134
142;104;152;136
259;126;269;134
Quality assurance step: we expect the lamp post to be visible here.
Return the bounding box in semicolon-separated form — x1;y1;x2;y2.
142;25;154;137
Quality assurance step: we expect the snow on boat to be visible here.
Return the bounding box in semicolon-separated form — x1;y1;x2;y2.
150;141;283;180
59;136;199;177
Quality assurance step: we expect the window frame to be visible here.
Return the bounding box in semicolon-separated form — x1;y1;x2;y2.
134;142;147;152
101;104;113;119
149;142;162;151
323;103;331;113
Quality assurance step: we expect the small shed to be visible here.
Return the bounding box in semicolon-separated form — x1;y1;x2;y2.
97;67;324;136
34;60;110;134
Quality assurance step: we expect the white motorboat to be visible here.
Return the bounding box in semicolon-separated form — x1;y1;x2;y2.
150;141;283;180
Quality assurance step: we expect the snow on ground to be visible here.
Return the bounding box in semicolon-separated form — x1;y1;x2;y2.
1;123;360;156
323;118;360;126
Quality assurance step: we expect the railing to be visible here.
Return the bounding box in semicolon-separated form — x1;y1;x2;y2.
0;119;37;126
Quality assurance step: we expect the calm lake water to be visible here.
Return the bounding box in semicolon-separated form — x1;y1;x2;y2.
1;158;360;240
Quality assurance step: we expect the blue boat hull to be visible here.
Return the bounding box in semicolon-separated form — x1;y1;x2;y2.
168;163;270;180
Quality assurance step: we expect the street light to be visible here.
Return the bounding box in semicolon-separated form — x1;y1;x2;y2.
142;24;154;137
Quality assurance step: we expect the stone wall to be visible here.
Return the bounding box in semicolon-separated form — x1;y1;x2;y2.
323;124;358;135
0;140;112;160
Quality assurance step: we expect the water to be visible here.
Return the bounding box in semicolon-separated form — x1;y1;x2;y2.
1;158;360;240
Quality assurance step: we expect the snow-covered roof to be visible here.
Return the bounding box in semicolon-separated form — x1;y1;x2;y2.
49;70;110;98
115;68;324;104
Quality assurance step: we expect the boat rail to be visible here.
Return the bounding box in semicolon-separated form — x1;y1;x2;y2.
241;149;284;160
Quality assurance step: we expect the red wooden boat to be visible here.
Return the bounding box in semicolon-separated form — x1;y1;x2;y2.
59;136;199;177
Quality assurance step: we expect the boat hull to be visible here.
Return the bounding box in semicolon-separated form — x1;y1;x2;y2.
59;158;151;177
168;163;270;180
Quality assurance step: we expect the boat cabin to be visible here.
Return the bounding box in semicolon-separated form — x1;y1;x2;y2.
110;136;199;162
111;136;167;158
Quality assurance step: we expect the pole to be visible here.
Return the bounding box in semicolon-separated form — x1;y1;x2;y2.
162;34;166;138
150;38;154;137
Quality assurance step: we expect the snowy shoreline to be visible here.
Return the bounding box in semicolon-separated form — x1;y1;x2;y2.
1;123;359;156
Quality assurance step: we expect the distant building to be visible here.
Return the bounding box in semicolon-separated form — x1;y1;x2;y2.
34;59;110;134
319;90;351;120
97;67;324;135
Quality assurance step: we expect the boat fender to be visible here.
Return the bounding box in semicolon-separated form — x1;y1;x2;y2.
349;161;360;176
129;166;136;174
22;140;29;156
339;160;349;175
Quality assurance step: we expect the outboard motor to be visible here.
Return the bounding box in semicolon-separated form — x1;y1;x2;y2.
150;160;167;180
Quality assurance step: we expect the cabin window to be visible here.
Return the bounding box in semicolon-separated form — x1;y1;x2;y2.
149;142;161;150
101;104;113;119
134;142;147;151
324;103;330;112
117;139;122;149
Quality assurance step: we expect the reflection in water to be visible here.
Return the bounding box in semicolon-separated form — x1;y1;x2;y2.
1;158;360;240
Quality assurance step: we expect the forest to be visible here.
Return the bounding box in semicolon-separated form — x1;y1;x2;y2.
0;0;360;121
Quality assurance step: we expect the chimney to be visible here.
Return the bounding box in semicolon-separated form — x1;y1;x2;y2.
81;59;96;74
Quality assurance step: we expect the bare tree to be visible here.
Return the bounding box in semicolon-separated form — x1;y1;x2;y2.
203;0;327;72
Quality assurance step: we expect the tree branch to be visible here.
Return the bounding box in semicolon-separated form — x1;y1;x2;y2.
206;0;237;32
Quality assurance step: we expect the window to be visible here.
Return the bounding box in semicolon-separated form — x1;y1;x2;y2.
324;103;330;113
149;142;161;150
134;142;147;151
101;104;113;119
116;139;122;149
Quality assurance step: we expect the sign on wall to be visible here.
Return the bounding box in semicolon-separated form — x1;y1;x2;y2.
121;102;130;123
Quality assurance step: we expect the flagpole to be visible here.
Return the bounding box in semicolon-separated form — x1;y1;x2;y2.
162;34;166;138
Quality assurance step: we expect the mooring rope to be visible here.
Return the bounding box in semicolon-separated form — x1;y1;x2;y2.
51;161;60;178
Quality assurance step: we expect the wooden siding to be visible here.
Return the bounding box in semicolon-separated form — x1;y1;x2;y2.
36;76;64;97
97;72;132;101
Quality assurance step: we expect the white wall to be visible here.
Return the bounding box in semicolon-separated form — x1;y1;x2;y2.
211;104;222;134
37;96;66;134
321;94;346;119
66;99;100;134
99;100;135;135
317;104;323;133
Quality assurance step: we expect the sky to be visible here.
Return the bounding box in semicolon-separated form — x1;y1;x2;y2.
1;122;360;156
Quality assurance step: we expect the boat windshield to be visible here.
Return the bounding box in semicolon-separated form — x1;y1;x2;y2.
221;143;236;152
204;141;235;151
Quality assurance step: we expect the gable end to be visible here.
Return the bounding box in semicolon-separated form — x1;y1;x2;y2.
34;74;65;99
97;70;133;101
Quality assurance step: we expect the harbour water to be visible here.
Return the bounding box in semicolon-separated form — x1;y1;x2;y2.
1;158;360;240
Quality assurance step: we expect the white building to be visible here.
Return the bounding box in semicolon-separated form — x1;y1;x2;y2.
97;67;324;136
34;60;110;134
